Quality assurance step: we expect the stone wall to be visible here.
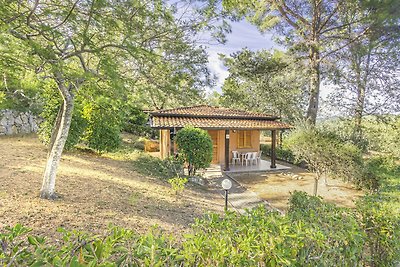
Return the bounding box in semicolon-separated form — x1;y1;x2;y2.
0;110;41;135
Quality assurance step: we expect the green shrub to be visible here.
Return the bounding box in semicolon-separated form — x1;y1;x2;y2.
82;97;122;152
184;194;366;267
356;194;400;267
38;86;86;150
2;190;400;266
260;143;296;163
168;177;188;195
285;123;364;195
38;86;124;153
360;156;400;191
0;224;180;266
288;191;365;266
132;154;183;180
175;126;213;176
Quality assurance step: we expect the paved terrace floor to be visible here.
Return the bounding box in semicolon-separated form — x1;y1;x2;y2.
224;159;291;173
202;159;291;213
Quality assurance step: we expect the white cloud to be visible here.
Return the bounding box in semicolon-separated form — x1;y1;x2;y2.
206;50;229;93
204;20;278;93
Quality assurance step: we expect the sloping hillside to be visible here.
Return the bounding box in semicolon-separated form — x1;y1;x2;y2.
0;135;224;237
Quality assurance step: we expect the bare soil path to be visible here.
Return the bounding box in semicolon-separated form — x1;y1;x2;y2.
0;135;224;238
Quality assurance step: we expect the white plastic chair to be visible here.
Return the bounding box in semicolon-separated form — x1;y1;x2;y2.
242;152;254;166
232;151;241;165
256;151;262;164
252;152;258;165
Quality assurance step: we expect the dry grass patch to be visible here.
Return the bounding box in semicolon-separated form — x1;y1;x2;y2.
0;134;223;238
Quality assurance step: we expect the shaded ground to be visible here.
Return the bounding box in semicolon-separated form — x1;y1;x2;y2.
229;163;364;211
0;135;224;238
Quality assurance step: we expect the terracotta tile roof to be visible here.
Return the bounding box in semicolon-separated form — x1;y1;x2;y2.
151;116;291;130
150;105;277;119
150;105;292;130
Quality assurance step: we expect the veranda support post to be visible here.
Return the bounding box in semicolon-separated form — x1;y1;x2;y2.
270;129;277;168
224;129;230;171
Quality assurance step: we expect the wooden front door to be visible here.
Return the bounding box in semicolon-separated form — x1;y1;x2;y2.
209;130;219;164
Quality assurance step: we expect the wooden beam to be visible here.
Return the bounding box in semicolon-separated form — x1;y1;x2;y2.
224;129;230;171
169;128;174;157
270;129;277;168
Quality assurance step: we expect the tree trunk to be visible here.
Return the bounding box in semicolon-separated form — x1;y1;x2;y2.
353;75;365;143
313;177;319;196
48;104;63;152
353;44;372;143
313;173;320;196
306;46;321;125
324;174;328;186
40;80;74;199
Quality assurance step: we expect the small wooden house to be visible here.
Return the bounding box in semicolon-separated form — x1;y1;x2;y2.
149;105;292;171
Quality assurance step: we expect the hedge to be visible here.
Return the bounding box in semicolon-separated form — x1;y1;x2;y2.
1;192;399;266
260;143;296;164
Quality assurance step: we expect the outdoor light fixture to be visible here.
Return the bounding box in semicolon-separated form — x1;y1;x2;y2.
221;178;232;211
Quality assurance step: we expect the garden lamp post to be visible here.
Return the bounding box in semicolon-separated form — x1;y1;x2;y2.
221;178;232;211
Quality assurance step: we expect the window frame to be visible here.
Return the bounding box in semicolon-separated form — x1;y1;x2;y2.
237;130;252;148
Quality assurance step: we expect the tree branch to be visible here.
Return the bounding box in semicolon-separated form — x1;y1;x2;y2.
318;1;341;32
272;0;301;30
320;18;365;35
26;0;39;26
321;27;370;60
281;1;310;27
48;0;79;31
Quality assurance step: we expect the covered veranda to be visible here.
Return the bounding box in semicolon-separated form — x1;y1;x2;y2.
149;105;292;172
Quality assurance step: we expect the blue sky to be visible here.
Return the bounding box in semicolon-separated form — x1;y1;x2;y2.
204;21;334;105
205;20;277;93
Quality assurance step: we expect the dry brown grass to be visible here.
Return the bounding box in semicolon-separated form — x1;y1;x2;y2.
0;134;224;238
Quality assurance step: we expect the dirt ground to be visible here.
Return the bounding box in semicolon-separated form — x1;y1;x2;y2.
0;135;224;238
230;164;364;211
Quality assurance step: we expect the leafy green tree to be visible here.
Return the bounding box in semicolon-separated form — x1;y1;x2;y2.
175;126;213;176
123;106;153;137
326;2;400;142
320;116;400;158
221;0;371;124
206;91;222;107
285;123;363;195
0;34;42;113
220;49;307;122
37;82;86;150
134;45;212;110
0;0;217;199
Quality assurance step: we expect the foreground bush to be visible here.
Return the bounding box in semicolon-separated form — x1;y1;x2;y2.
1;192;399;266
175;126;213;176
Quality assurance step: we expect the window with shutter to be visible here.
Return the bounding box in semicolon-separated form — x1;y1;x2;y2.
238;130;252;148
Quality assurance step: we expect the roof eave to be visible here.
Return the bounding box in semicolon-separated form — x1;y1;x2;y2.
150;125;292;130
150;113;280;121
